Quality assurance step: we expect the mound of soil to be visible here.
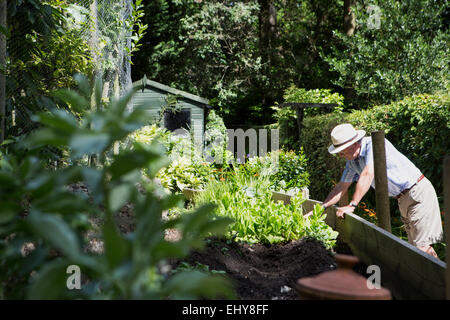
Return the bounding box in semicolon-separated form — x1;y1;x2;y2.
175;237;337;300
73;182;365;300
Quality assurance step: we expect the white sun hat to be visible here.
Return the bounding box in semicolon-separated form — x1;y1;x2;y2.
328;123;366;154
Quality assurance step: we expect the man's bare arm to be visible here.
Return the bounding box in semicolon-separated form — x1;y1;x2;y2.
322;181;352;208
351;164;374;205
334;164;375;218
303;181;351;218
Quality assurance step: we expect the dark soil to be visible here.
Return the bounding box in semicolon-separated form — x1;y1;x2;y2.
72;181;367;300
172;237;337;300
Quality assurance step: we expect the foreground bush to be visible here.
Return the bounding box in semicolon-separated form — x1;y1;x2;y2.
0;75;234;299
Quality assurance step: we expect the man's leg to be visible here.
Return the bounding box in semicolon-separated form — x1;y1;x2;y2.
400;178;443;259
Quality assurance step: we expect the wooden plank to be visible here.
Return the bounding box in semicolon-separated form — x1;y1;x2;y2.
303;198;446;299
444;156;450;299
133;100;165;109
191;114;203;121
285;195;446;299
135;92;166;99
133;96;165;102
190;105;203;112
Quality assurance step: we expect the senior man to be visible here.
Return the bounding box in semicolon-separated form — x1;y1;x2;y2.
319;123;443;258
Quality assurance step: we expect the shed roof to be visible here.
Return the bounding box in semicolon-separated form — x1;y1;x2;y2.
132;77;210;107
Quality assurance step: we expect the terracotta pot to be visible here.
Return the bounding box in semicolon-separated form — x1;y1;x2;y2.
295;254;391;300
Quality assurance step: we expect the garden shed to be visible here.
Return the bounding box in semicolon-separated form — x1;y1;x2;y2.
132;77;210;145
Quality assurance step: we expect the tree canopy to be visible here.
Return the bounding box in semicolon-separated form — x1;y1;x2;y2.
132;0;448;125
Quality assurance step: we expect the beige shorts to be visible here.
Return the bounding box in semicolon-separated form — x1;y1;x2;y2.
397;177;443;247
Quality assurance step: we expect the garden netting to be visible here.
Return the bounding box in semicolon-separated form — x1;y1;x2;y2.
4;0;133;138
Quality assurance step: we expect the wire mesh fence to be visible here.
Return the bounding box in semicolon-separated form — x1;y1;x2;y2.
2;0;134;140
68;0;133;100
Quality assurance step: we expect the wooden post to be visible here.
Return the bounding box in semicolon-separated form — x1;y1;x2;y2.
277;103;337;146
295;105;304;143
444;156;450;300
371;131;391;233
0;0;6;144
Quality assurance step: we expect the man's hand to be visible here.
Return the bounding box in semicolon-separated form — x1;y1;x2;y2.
336;205;356;219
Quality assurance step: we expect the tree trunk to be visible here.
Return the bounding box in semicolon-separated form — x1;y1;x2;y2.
259;0;277;64
344;0;356;36
89;0;99;167
343;0;357;107
258;0;277;109
0;0;6;144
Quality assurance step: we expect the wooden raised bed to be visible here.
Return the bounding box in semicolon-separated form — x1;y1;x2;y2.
183;188;447;299
280;196;446;300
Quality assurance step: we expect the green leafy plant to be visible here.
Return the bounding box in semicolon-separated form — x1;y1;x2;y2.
0;74;235;299
192;167;337;249
129;111;233;193
304;204;339;250
5;0;95;138
242;149;310;195
323;0;449;107
269;149;310;194
125;0;148;61
131;128;214;193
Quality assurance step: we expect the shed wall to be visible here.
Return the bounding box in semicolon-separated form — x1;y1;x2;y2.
133;86;205;145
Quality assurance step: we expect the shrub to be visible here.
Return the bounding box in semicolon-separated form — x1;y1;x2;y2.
0;75;235;299
129;111;233;193
193;167;338;249
128;124;172;153
269;149;310;193
298;112;348;200
232;149;310;195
